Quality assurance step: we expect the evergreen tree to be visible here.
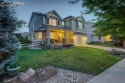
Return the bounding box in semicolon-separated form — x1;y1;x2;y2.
0;0;19;75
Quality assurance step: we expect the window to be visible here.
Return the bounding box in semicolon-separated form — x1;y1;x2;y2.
99;37;101;40
79;21;83;29
49;18;57;26
62;21;65;26
35;32;42;40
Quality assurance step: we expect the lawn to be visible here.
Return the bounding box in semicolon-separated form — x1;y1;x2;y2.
88;43;121;48
17;46;121;75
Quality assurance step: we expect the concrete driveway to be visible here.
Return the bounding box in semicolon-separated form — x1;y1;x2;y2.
85;45;125;52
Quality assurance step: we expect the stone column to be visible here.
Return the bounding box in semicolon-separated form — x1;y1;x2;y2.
64;31;68;44
46;29;50;46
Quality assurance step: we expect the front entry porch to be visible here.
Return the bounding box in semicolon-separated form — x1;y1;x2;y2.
50;29;73;44
34;28;74;45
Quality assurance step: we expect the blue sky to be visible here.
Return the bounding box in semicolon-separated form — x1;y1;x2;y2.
14;0;96;32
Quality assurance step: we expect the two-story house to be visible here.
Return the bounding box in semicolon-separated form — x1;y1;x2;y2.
29;10;87;46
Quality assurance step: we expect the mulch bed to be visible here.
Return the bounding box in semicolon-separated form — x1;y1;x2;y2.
108;50;125;59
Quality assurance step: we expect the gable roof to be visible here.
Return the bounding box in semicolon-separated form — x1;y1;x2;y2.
77;15;86;22
28;12;45;27
64;15;76;20
46;10;61;18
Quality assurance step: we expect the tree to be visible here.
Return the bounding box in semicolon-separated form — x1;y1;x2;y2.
0;0;21;75
16;20;26;30
15;33;31;44
69;0;125;47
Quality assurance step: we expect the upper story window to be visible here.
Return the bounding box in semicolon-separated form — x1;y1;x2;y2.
62;21;65;26
79;21;83;29
49;18;57;26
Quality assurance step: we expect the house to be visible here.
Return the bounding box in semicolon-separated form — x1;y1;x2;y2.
85;22;104;43
29;10;87;46
28;10;110;46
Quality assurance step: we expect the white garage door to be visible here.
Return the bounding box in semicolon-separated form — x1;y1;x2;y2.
74;35;87;46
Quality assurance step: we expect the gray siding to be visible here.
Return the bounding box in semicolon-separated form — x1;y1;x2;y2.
34;17;43;30
29;11;87;41
66;19;72;29
85;22;94;43
29;15;43;40
72;20;76;31
46;12;59;19
76;16;86;32
85;22;104;43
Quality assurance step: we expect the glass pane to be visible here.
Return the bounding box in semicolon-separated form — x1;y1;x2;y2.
49;18;57;26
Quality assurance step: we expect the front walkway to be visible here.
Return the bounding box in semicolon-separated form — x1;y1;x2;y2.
87;59;125;83
85;45;125;52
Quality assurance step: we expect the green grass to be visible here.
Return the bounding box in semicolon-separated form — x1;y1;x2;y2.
17;46;121;75
88;43;121;48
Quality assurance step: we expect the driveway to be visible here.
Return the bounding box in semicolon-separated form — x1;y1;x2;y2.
85;45;125;52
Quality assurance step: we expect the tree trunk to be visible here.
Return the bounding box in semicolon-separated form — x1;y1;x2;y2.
123;40;125;48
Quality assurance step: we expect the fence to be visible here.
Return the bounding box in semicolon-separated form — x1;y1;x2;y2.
20;40;43;49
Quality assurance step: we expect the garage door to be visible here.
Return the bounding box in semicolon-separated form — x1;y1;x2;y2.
74;35;87;46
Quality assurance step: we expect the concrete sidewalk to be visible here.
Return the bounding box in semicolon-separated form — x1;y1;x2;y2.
85;45;125;52
87;59;125;83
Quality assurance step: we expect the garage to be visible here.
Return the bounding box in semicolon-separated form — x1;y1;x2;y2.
74;35;87;46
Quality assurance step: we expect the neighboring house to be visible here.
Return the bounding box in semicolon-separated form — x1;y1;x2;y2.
28;10;110;46
85;22;104;43
29;10;87;46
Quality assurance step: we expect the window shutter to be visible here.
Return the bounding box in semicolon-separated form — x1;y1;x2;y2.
58;20;59;26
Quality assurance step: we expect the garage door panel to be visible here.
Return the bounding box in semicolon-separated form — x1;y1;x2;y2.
74;35;87;46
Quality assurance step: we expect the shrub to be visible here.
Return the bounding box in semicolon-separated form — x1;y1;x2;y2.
63;44;73;48
15;34;31;44
50;39;55;44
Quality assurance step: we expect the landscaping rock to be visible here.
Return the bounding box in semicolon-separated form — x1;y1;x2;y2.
36;66;57;81
3;78;14;83
2;67;94;83
25;66;57;83
17;72;30;82
26;68;35;77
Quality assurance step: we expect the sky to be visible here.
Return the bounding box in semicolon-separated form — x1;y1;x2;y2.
14;0;96;32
